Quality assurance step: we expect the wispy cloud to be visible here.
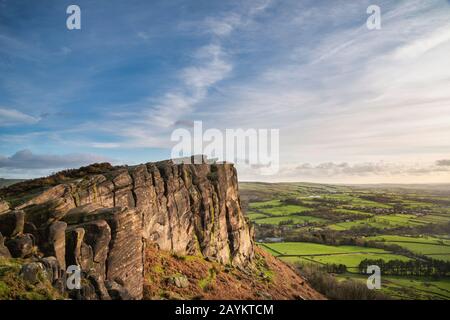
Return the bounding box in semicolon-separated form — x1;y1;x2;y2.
1;0;449;183
0;107;40;126
0;149;111;169
436;159;450;166
238;160;450;183
148;44;232;128
90;2;271;148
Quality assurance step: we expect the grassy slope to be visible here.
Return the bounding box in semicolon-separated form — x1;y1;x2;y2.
0;179;25;189
143;245;324;300
0;258;64;300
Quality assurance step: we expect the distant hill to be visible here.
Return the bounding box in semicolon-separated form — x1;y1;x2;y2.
0;178;25;188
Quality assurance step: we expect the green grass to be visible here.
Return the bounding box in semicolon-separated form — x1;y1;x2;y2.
280;253;412;269
255;215;326;225
385;243;450;255
248;200;282;209
333;208;373;217
366;235;450;257
258;205;312;216
308;253;411;268
0;258;63;300
336;273;450;300
414;214;450;224
426;254;450;262
198;268;216;291
262;242;387;256
242;181;450;300
246;212;268;220
366;235;450;245
262;241;414;270
321;194;393;209
328;214;427;230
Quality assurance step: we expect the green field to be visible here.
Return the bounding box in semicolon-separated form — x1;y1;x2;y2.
336;274;450;300
261;242;414;272
366;235;450;246
258;205;311;216
280;253;411;269
261;242;387;256
328;214;427;231
366;235;450;260
242;182;450;300
332;208;373;217
249;200;282;209
256;215;326;225
246;212;268;220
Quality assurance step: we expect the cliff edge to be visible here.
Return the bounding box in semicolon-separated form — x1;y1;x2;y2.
0;157;322;300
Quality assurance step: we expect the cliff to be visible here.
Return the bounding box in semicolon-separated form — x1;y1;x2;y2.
0;157;322;300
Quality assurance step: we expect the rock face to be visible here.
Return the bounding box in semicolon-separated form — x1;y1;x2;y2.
0;157;254;300
0;233;11;258
0;198;9;214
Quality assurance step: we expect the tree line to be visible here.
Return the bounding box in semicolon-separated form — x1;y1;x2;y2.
359;258;450;277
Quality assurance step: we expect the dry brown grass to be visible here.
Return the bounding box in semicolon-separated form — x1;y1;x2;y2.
143;245;325;300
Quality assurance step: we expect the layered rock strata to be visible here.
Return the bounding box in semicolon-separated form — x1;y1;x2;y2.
0;157;254;299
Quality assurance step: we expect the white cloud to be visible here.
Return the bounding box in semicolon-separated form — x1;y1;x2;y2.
237;160;450;183
90;3;270;149
0;107;40;126
204;14;241;36
392;25;450;60
0;149;111;169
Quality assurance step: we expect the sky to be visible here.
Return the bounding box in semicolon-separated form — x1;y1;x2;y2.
1;0;450;183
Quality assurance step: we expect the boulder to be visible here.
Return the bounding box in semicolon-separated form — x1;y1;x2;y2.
65;227;93;271
105;280;133;300
40;256;62;283
105;207;143;300
5;233;34;258
79;219;111;279
0;210;25;237
0;233;11;258
69;277;98;300
88;273;111;300
166;274;189;288
0;198;9;214
20;262;45;284
47;221;67;270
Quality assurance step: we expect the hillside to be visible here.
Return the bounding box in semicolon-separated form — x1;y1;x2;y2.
0;158;321;300
0;179;24;188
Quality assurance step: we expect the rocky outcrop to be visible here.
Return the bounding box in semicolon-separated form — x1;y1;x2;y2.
0;198;9;214
0;233;11;258
0;156;254;300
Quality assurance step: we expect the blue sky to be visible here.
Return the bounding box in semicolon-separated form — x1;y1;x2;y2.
1;0;450;182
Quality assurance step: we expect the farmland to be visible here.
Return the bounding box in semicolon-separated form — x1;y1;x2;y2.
240;182;450;300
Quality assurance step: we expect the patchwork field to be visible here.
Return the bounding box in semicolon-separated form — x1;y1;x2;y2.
261;242;387;256
280;253;412;270
336;274;450;300
241;182;450;300
260;242;411;270
255;215;326;225
365;235;450;260
328;214;428;231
